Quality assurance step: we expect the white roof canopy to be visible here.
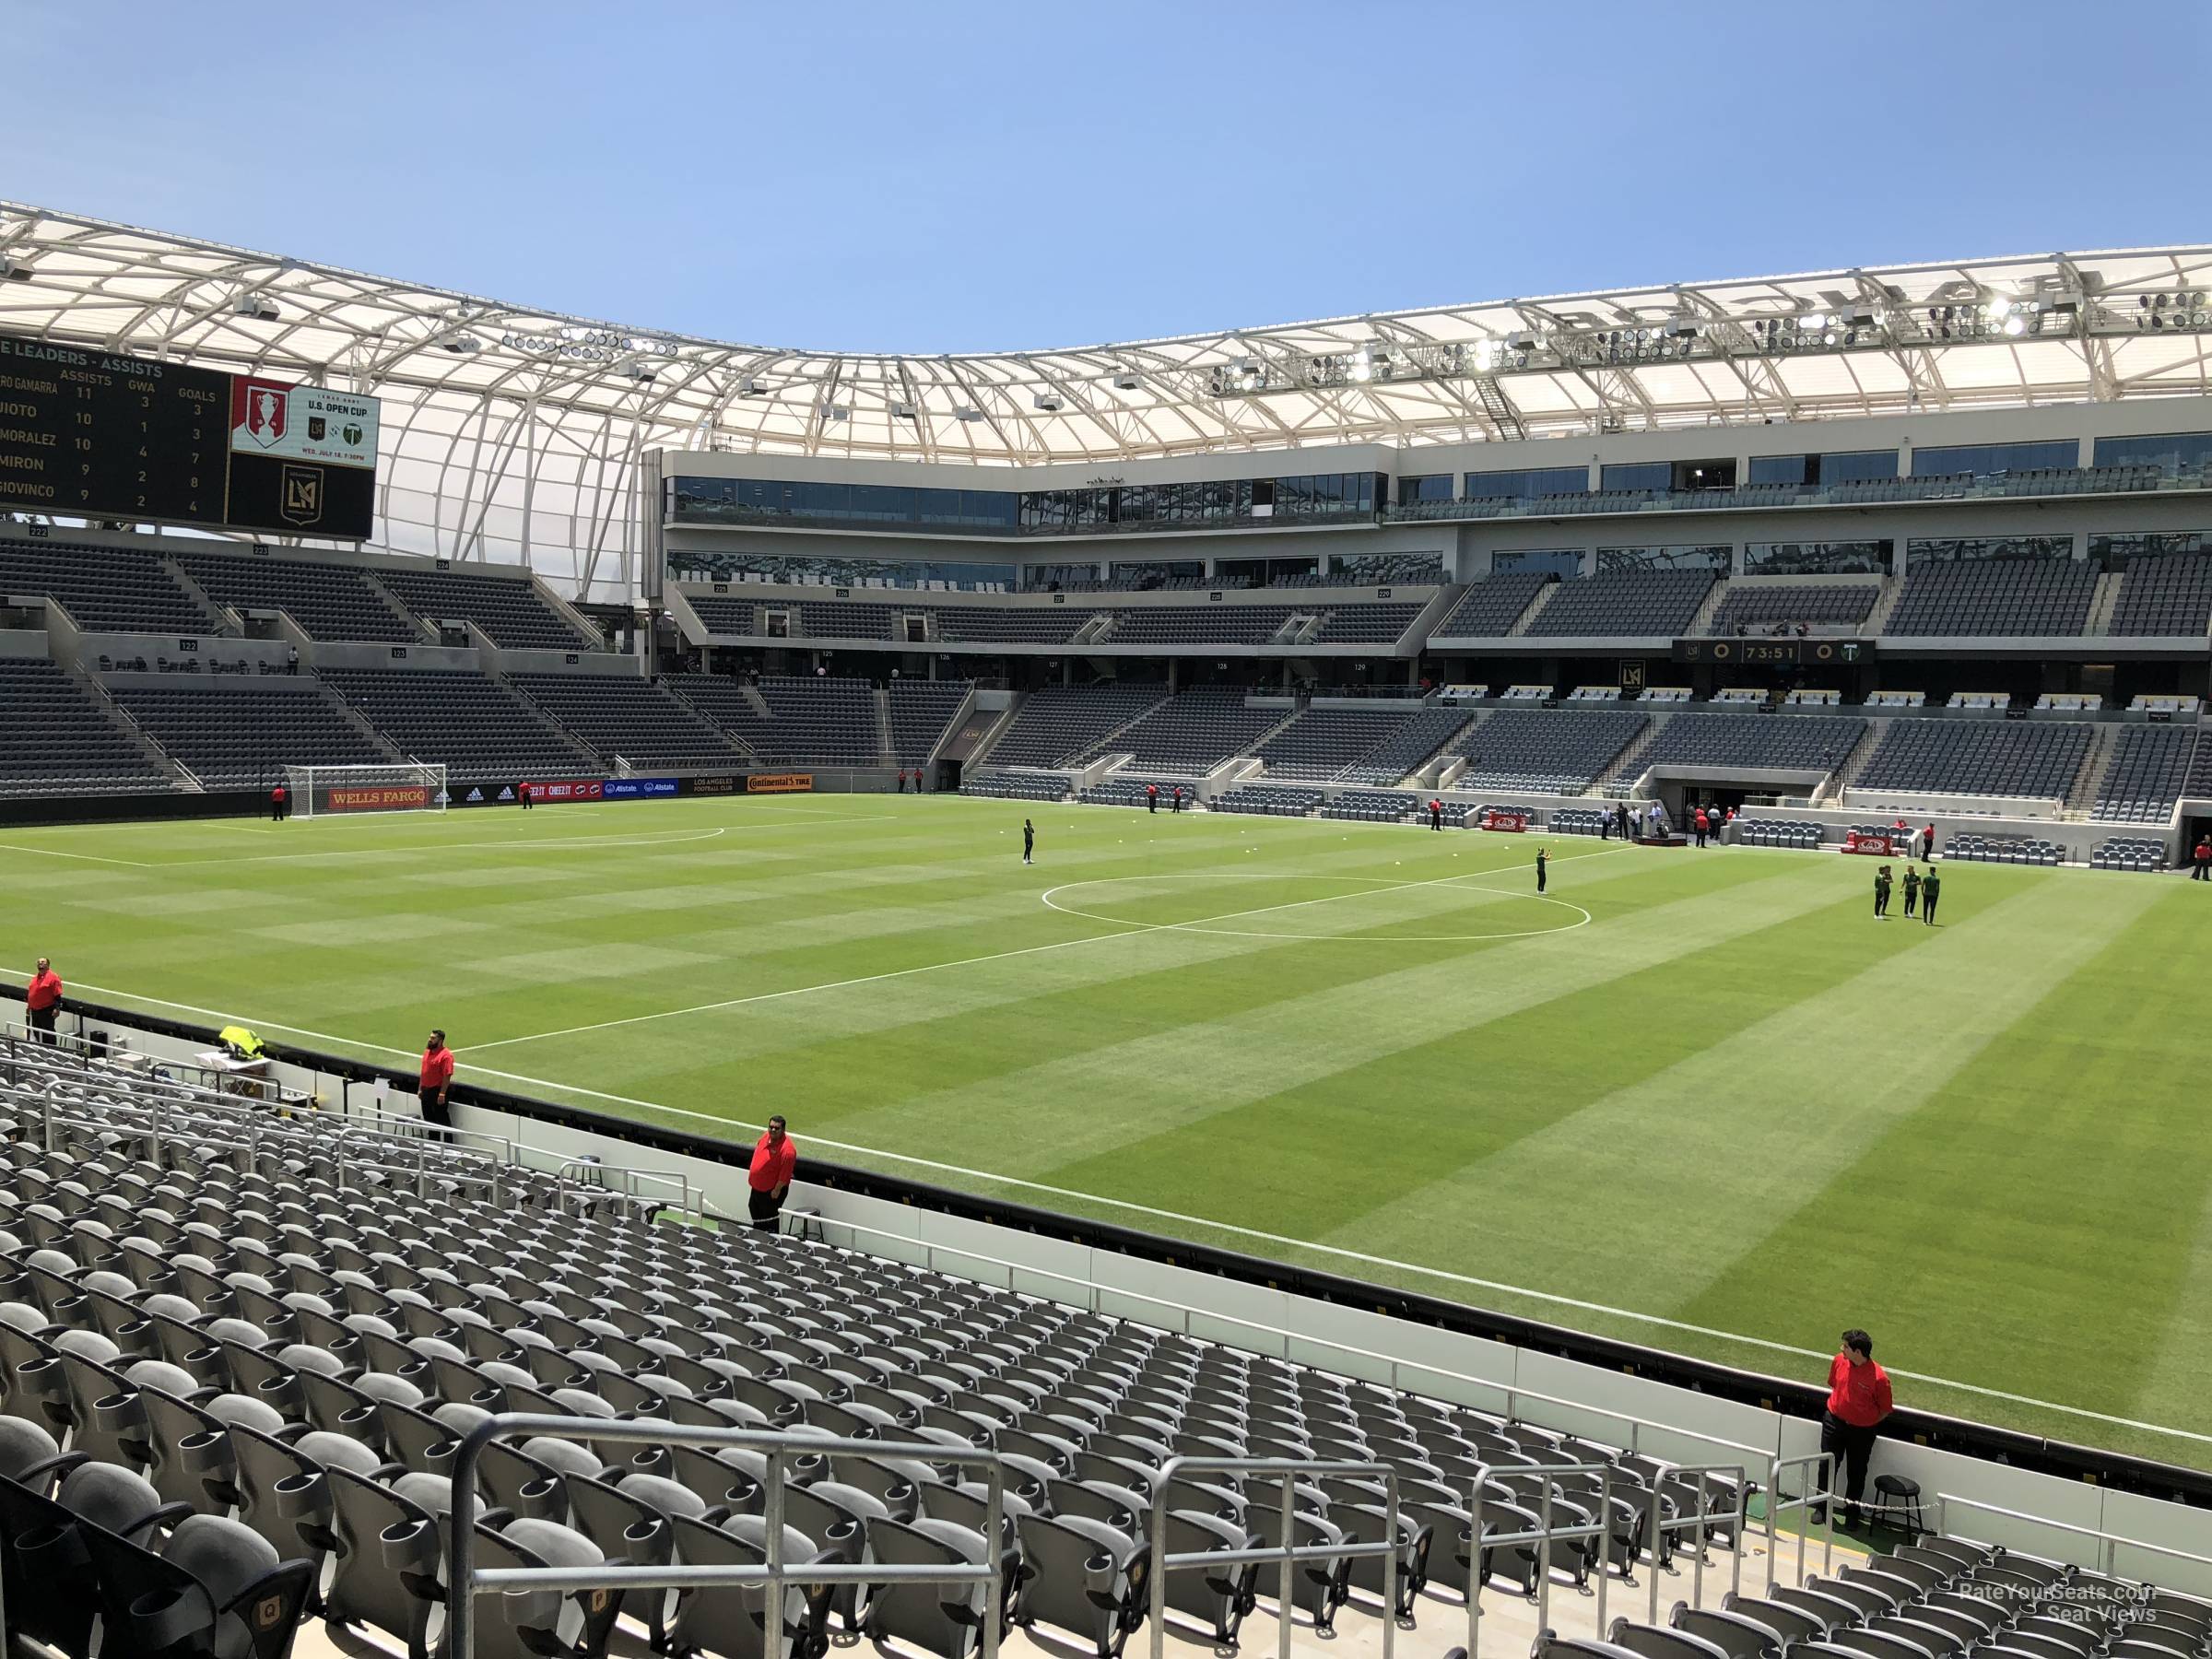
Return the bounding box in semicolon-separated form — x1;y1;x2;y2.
3;201;2208;598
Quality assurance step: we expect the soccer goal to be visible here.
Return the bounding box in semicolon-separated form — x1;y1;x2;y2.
285;762;449;819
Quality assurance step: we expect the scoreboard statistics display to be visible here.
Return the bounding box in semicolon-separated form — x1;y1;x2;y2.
0;334;378;539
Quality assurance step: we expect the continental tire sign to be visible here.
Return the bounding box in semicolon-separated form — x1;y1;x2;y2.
747;773;815;794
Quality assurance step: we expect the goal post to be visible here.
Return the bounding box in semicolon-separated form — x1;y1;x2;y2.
286;762;449;819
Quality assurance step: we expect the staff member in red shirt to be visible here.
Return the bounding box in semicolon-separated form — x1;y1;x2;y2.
747;1115;797;1231
1816;1328;1893;1526
418;1029;455;1130
271;782;288;822
24;958;62;1045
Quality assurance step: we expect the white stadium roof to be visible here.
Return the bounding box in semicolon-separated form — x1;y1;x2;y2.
3;201;2209;597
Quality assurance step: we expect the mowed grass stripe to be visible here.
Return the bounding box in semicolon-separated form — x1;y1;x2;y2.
820;853;1825;1183
1063;879;1912;1252
1674;878;2206;1456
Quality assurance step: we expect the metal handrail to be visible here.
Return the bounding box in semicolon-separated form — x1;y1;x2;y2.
1637;1462;1748;1622
1769;1452;1837;1589
788;1204;1771;1471
1465;1458;1614;1659
1935;1493;2212;1582
447;1414;1007;1659
1147;1453;1400;1659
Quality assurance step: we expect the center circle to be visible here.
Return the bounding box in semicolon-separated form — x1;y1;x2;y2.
1040;872;1590;943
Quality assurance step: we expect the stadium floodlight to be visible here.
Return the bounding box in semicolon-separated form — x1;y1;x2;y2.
231;295;280;323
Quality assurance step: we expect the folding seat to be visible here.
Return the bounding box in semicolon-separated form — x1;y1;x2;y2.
662;1512;834;1659
1718;1594;1832;1647
465;1515;627;1659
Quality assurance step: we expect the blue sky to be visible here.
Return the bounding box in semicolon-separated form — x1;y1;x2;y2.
12;0;2206;355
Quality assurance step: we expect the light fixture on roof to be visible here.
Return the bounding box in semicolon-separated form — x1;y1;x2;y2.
952;406;982;421
738;377;770;396
1112;372;1141;390
438;333;484;355
0;255;32;284
821;405;848;422
619;361;656;382
891;401;918;419
1347;345;1377;383
231;295;280;323
1665;319;1700;339
1033;392;1065;412
2002;314;2026;336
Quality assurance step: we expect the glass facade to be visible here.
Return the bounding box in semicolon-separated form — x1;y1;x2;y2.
1465;465;1590;500
1333;552;1445;582
1021;560;1105;591
1397;475;1455;503
1108;559;1204;587
1907;535;2073;562
1747;450;1900;486
1743;541;1891;574
2092;432;2212;473
1492;548;1583;578
670;476;1019;532
1596;545;1732;572
1911;441;2079;478
1598;462;1673;492
2089;530;2212;560
1016;472;1382;534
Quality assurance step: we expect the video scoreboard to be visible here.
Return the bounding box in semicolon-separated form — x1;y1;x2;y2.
0;334;378;539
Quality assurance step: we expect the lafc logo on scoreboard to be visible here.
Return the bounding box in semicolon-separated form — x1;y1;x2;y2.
281;464;324;525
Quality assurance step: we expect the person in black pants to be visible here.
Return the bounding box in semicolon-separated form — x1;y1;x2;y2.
2193;837;2210;879
1873;865;1891;920
1535;848;1547;894
1921;869;1941;924
1814;1330;1893;1526
1022;818;1034;865
1429;799;1443;831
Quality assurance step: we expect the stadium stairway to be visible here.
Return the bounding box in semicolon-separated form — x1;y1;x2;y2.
1598;713;1670;793
1508;584;1558;637
873;686;897;765
74;665;189;786
2068;724;2121;817
1864;576;1908;636
2087;569;2124;637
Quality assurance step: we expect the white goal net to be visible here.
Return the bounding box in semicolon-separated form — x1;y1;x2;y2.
285;762;448;819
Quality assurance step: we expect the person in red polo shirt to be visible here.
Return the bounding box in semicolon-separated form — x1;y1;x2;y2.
24;957;62;1045
748;1116;797;1231
1816;1328;1893;1526
418;1029;455;1130
271;782;288;823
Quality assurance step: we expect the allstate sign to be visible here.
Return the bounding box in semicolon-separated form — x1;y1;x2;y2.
604;777;678;799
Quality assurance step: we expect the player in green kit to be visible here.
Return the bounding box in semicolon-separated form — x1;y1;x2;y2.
1874;864;1892;920
1901;865;1921;918
1921;868;1941;924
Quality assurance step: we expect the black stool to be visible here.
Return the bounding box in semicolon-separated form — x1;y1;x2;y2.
1871;1473;1926;1537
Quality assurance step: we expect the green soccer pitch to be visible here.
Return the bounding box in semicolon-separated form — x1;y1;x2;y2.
3;794;2206;1467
